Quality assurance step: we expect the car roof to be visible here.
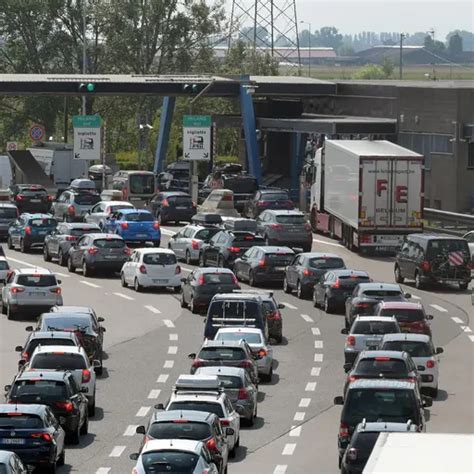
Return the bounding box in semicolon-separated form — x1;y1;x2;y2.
198;267;234;274
381;333;431;343
408;233;467;241
61;223;100;230
151;410;216;423
357;283;402;291
29;331;78;340
141;439;203;455
136;248;175;255
358;350;408;360
100;201;133;207
356;421;418;433
378;301;423;310
85;233;123;239
348;379;416;390
14;267;54;275
211;293;262;301
202;339;247;349
31;345;84;355
254;246;294;253
354;316;397;323
51;306;94;314
265;209;304;216
196;366;246;378
331;269;368;277
0;404;47;415
15;370;70;382
0;203;17;208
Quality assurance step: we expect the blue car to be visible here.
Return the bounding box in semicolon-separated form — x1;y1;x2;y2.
7;213;57;253
103;208;161;246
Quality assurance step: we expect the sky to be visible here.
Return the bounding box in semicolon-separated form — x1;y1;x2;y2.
226;0;473;41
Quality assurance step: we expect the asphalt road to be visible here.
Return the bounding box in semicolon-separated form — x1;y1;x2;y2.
0;228;472;474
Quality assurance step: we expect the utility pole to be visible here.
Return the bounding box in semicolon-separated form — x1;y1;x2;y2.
301;21;312;77
399;33;405;80
82;0;87;115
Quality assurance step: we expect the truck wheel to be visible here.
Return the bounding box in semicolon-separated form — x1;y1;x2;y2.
58;249;67;266
324;296;334;314
7;236;13;249
67;257;76;273
394;265;404;283
459;282;468;291
283;277;291;294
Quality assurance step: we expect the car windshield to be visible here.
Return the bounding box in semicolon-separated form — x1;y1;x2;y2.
262;192;289;201
10;380;68;402
427;239;470;259
194;228;220;241
74;194;101;205
0;414;43;429
379;309;425;322
121;212;154;222
345;389;416;424
265;253;294;265
202;273;235;284
353;321;399;335
275;215;306;225
198;347;247;361
42;315;91;331
93;238;125;249
338;275;371;287
355;359;409;377
0;261;8;270
224;177;258;194
149;421;211;441
382;341;433;357
143;253;177;265
130;174;155;194
29;218;56;227
141;450;199;473
309;257;345;269
215;332;262;344
168;402;224;418
16;275;57;287
362;290;403;298
30;353;87;370
0;208;17;218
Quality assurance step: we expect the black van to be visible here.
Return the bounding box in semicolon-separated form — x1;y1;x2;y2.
394;233;471;290
204;293;269;340
334;379;431;464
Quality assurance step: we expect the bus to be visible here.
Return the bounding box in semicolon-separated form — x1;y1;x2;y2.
111;170;155;208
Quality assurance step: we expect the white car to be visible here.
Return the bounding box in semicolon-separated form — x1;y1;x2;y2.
168;225;221;264
120;248;182;292
84;200;134;229
379;333;443;397
130;439;219;474
463;231;474;260
158;375;241;456
214;327;274;382
24;345;100;415
0;257;10;283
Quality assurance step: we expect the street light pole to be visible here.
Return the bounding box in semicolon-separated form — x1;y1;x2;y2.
399;33;405;80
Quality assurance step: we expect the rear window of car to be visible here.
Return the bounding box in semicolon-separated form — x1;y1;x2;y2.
352;431;380;451
167;402;224;418
10;380;68;402
202;273;235;284
194;228;220;241
41;315;91;332
224;177;258;194
20;187;47;195
233;234;265;246
218;375;244;389
0;208;17;218
93;238;125;248
275;215;306;225
143;253;177;265
266;253;294;265
198;347;247;361
149;421;211;440
262;192;289;201
0;414;44;429
379;309;424;322
69;228;97;237
427;239;470;258
27;338;75;354
74;194;101;205
109;205;133;214
356;358;409;376
309;257;345;269
382;341;433;357
28;218;56;227
121;212;154;222
209;301;260;323
30;353;87;370
215;332;262;344
353;321;399;335
16;275;57;287
0;261;8;270
168;196;193;206
141;450;199;472
363;290;403;298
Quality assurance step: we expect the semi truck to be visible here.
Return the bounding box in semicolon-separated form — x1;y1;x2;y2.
304;140;424;253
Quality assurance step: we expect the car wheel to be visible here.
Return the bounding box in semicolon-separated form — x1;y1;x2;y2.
185;250;192;265
45;459;57;474
121;272;128;288
262;367;273;383
217;255;225;268
190;296;198;314
324;296;334;314
58;249;67;266
459;282;468;290
80;413;89;434
1;302;6;314
134;278;143;292
7;236;13;249
69;422;80;445
88;398;96;417
283;277;291;294
394;265;404;283
20;239;28;253
174;286;181;293
67;257;76;273
313;290;319;308
415;271;423;290
43;245;51;262
430;386;438;398
57;448;65;467
199;253;206;267
249;271;257;287
180;292;187;308
246;413;255;427
6;304;15;321
153;240;161;248
296;280;306;299
82;260;92;277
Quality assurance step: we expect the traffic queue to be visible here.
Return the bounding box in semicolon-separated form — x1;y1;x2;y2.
0;175;472;474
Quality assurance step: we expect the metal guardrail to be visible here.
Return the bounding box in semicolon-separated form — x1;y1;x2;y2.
424;208;474;236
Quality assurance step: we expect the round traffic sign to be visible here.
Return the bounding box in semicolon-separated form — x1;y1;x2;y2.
6;141;18;151
29;124;45;142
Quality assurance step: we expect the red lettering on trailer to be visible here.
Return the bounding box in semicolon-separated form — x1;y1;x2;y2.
376;179;388;196
395;185;408;203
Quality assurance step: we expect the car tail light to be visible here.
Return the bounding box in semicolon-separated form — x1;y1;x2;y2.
67;205;75;215
228;247;241;253
65;235;76;241
348;375;359;383
25;226;32;235
222;194;232;202
191;240;199;250
271;224;282;230
258;349;267;358
206;438;218;452
88;246;99;254
120;222;129;230
239;360;252;368
55;401;74;412
192;201;197;208
360;234;373;244
286;200;294;208
258;258;266;268
267;310;281;321
220;419;230;426
346;336;356;346
175;265;181;274
198;275;206;285
304;223;312;231
232;274;239;285
192;360;203;369
48;195;55;201
426;360;435;369
16;194;24;201
407;377;416;383
153;221;160;230
303;268;312;276
332;279;340;289
339;422;350;438
49;287;61;295
144;435;152;443
162;199;169;207
82;369;91;383
421;260;430;272
375;357;390;361
347;447;358;461
257;201;269;207
238;388;249;400
11;287;25;294
355;303;370;308
124;247;132;256
139;265;147;274
22;352;29;361
31;432;52;442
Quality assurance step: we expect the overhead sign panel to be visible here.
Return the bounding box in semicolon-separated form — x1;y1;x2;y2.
183;115;211;161
73;115;102;160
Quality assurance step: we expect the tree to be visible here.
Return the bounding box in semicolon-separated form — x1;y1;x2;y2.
424;35;446;54
380;57;394;78
446;30;474;51
448;33;463;56
353;64;390;80
314;26;343;50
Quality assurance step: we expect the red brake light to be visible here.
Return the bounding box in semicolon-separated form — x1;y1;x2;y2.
153;221;160;230
257;201;269;207
258;258;266;268
267;310;281;321
206;438;218;452
65;235;76;241
88;246;99;254
355;303;370;308
55;401;74;413
228;247;241;253
421;261;430;272
49;287;61;295
304;223;312;231
120;222;129;230
12;287;25;294
238;388;249;400
47;195;54;201
175;265;181;274
232;274;239;285
198;275;206;285
82;369;91;383
239;360;252;368
139;265;147;274
347;336;356;346
25;226;32;235
124;247;132;256
31;432;52;442
258;349;267;358
220;419;230;426
339;422;350;438
173;419;189;424
348;375;359;383
407;377;416;383
192;360;203;368
191;239;199;250
162;199;169;207
375;357;391;361
16;195;24;201
332;279;340;289
303;268;312;276
67;205;75;216
21;352;29;361
271;224;282;230
192;201;197;208
426;360;435;369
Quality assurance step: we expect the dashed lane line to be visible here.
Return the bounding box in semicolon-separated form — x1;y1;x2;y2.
314;340;323;349
294;412;305;421
157;374;169;383
311;367;321;377
80;280;101;288
289;426;302;437
55;271;70;278
274;466;288;474
461;326;472;333
163;360;174;369
136;406;151;417
168;346;178;354
469;335;474;342
6;256;39;268
305;382;317;392
109;446;126;457
163;320;175;328
145;305;161;314
299;398;311;408
314;353;324;362
313;238;344;248
148;389;161;399
160;228;175;236
113;292;135;301
282;302;298;310
96;468;111;474
411;294;421;300
300;313;314;323
452;317;464;324
123;424;138;436
430;304;448;313
169;333;178;341
282;443;297;455
311;327;321;336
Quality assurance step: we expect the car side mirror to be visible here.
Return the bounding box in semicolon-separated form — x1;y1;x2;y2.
343;363;352;373
81;387;88;393
277;303;285;309
340;328;348;335
188;353;196;359
226;427;235;436
334;396;344;405
57;279;62;284
154;403;165;410
422;396;433;407
25;326;33;332
129;453;139;461
98;317;105;322
101;327;106;332
15;346;23;352
417;365;425;372
436;347;444;354
181;278;187;282
426;314;434;320
405;293;412;299
136;425;146;435
4;385;11;393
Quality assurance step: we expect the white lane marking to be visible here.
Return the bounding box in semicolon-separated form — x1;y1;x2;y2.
168;346;178;354
96;468;111;474
411;294;421;300
314;353;324;362
314;340;323;349
282;302;298;310
294;412;305;421
300;313;314;323
461;326;472;333
123;424;138;436
274;466;288;474
160;228;175;236
6;256;37;267
109;446;126;457
311;367;321;377
164;360;174;369
145;305;161;314
289;426;302;437
169;333;178;341
282;443;296;455
55;271;70;278
469;335;474;342
430;304;447;313
311;327;321;336
148;389;161;399
113;292;135;301
157;374;169;383
181;267;191;273
305;382;317;391
451;316;464;324
313;238;344;248
80;280;101;288
136;406;151;417
164;319;175;328
299;398;311;408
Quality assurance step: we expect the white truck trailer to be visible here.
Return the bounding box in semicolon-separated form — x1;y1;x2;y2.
307;140;424;253
363;432;474;473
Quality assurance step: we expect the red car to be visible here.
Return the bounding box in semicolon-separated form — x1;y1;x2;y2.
375;301;433;336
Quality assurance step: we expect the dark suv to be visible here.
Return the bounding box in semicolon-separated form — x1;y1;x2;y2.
394;233;471;290
9;184;53;214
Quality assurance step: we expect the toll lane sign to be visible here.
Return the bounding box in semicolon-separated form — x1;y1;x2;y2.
183;115;211;161
73;115;102;160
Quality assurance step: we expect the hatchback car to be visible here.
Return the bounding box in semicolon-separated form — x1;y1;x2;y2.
313;269;371;313
0;450;28;474
0;404;65;471
375;301;433;336
84;200;134;229
0;203;19;239
67;233;130;275
9;184;53;214
0;257;10;283
1;268;63;319
51;189;101;222
149;191;196;224
234;246;295;286
4;370;88;445
243;188;294;219
181;268;240;314
259;291;285;344
7;214;57;252
168;225;221;264
394;233;471;290
43;222;101;266
256;209;313;252
284;252;346;299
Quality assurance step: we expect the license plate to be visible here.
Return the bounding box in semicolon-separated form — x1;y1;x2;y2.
29;292;45;296
153;279;168;284
59;417;66;424
275;267;286;271
366;338;380;347
38;231;47;235
176;206;187;210
1;438;25;445
136;234;148;238
31;199;40;203
104;255;117;260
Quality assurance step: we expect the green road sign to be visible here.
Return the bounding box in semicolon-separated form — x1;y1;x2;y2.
183;115;212;128
72;115;102;128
